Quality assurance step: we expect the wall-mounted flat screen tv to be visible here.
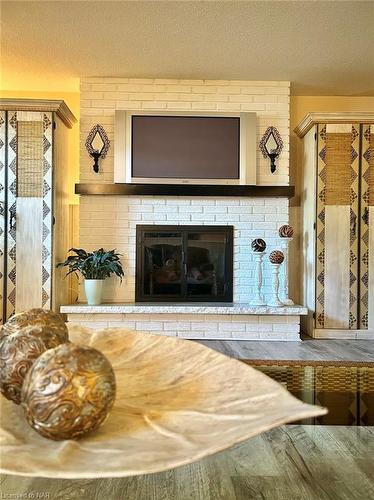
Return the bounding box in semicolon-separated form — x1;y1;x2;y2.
132;115;240;179
114;111;256;185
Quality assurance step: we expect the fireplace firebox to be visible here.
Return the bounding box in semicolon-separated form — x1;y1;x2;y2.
136;225;233;302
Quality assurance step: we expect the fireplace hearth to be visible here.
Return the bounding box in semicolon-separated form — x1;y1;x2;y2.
136;225;233;302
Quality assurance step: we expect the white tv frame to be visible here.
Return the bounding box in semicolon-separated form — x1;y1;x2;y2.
114;110;257;185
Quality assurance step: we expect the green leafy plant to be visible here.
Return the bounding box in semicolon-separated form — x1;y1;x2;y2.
57;248;124;281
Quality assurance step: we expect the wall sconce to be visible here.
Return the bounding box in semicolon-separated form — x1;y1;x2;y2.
259;126;284;174
85;124;110;173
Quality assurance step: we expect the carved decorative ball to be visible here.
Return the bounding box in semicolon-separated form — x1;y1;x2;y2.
279;224;294;238
1;309;67;338
0;328;67;404
22;343;116;440
269;250;284;264
17;324;69;349
251;238;266;253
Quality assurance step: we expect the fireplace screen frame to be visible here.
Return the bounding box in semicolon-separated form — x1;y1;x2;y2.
135;225;234;303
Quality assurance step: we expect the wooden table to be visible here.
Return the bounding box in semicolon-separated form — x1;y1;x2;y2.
1;425;373;500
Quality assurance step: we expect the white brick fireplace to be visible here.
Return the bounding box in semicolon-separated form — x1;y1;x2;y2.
62;77;307;340
78;195;289;304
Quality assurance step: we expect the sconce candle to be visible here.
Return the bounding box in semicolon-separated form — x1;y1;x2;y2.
259;126;284;174
85;124;110;173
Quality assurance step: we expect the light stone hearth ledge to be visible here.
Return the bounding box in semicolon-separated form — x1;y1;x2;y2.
61;303;307;341
61;303;307;315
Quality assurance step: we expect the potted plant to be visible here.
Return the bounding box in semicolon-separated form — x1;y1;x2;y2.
57;248;124;305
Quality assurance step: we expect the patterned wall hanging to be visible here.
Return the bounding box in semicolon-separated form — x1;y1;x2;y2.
315;124;360;330
3;112;53;320
6;112;17;320
315;124;327;329
360;124;372;329
350;125;360;329
0;111;5;324
41;112;53;308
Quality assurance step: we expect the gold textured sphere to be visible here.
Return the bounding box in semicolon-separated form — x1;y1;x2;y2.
1;309;67;338
0;327;67;404
22;343;116;440
18;324;69;348
269;250;285;264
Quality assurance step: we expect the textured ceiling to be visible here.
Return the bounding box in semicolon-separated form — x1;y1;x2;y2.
1;1;374;95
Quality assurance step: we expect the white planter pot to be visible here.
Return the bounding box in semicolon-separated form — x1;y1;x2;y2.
84;279;104;305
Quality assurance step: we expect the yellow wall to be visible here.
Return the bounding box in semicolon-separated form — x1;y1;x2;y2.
0;90;80;204
291;96;374;130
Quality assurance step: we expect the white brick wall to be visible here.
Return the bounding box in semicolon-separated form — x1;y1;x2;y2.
80;78;290;186
79;78;291;305
79;195;288;303
67;313;301;341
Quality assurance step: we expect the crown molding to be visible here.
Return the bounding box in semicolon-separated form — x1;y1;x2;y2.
0;99;77;128
294;112;374;138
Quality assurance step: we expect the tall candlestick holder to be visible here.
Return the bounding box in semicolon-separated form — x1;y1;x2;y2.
250;251;266;306
268;250;285;307
279;238;294;305
268;263;284;307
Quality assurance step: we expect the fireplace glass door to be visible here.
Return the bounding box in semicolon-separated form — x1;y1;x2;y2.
136;225;233;302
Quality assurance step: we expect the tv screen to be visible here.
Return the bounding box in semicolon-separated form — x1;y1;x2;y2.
131;115;240;179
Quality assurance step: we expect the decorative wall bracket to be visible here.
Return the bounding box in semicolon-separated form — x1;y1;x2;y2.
259;126;284;174
85;124;110;173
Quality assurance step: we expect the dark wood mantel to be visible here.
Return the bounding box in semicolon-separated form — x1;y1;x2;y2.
75;183;295;198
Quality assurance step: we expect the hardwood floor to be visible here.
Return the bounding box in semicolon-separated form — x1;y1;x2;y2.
197;339;374;362
1;425;373;500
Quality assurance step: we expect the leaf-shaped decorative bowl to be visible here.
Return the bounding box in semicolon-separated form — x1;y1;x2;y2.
0;326;326;478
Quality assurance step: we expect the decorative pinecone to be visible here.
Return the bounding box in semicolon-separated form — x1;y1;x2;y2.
269;250;284;264
251;238;266;253
279;225;294;238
